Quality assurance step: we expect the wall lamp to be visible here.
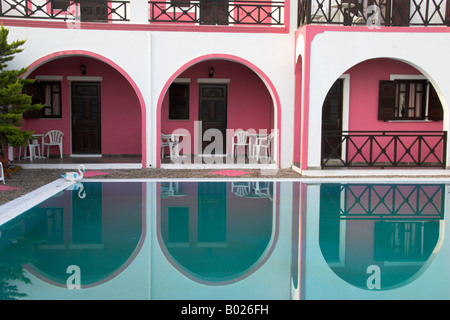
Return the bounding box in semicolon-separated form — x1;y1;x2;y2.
209;67;214;78
80;64;87;75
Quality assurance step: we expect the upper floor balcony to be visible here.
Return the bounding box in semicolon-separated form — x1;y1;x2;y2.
0;0;286;31
298;0;450;27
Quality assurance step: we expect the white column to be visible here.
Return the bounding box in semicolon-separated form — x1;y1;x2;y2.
130;0;149;24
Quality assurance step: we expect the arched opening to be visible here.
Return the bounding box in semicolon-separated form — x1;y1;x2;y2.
19;51;146;167
318;183;444;290
157;181;278;285
293;55;303;167
156;54;281;168
24;182;146;288
320;58;446;169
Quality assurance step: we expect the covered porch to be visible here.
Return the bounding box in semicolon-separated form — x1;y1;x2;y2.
298;58;448;173
159;59;279;169
4;53;144;170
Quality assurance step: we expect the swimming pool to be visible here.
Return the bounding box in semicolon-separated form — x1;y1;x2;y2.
0;179;449;300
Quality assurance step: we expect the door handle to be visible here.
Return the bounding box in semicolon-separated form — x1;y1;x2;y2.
72;116;76;125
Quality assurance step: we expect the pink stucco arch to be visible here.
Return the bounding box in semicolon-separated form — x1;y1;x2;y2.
23;50;147;167
156;53;282;167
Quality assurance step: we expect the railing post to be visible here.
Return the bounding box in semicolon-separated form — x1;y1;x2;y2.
393;134;397;166
418;135;423;166
385;0;391;26
307;0;312;24
425;0;430;26
443;131;448;168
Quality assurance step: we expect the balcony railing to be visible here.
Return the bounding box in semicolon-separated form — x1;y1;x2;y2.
149;0;285;25
322;131;447;168
321;183;445;220
0;0;129;22
298;0;450;27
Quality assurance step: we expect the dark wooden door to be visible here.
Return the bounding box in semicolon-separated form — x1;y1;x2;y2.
391;0;410;26
200;0;229;25
322;79;343;159
72;82;101;154
197;182;227;243
199;84;227;154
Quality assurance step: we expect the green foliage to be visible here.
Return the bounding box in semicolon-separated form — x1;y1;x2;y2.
0;24;43;148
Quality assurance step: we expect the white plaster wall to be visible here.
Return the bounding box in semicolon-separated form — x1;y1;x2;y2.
306;30;450;169
6;26;153;165
5;26;296;168
149;32;295;168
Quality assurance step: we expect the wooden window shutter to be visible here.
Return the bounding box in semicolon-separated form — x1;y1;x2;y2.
378;80;396;120
169;83;189;120
427;83;443;121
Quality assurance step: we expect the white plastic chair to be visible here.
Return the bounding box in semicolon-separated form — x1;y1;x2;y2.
231;130;249;157
161;133;175;160
0;161;4;185
253;132;274;161
18;137;42;161
231;181;251;197
253;181;272;200
43;130;64;158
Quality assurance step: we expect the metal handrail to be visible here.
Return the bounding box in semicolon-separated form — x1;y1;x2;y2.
298;0;450;27
322;130;447;168
321;183;445;220
149;0;285;25
0;0;129;21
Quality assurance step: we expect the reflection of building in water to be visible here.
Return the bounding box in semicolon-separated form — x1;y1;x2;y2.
318;183;444;290
1;180;295;299
22;182;145;288
158;181;277;285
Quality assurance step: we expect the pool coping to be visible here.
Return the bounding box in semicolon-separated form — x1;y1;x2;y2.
2;176;450;227
0;179;75;227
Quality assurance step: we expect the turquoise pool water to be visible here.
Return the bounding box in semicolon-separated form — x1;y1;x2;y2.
0;180;449;300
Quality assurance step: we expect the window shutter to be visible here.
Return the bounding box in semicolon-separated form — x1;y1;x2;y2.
169;83;190;120
378;80;396;121
427;83;443;121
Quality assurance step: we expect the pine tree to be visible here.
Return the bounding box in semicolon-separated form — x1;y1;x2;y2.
0;24;43;149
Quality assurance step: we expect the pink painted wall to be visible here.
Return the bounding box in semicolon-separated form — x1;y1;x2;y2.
161;60;273;155
23;56;141;156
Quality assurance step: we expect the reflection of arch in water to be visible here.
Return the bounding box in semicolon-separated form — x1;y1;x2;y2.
157;181;280;285
24;182;147;288
318;183;445;291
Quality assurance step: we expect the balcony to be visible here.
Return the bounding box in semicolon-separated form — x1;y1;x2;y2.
0;0;129;22
322;130;447;168
0;0;286;28
149;0;284;25
298;0;450;27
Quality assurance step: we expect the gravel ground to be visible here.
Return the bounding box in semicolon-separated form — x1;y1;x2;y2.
0;167;300;206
